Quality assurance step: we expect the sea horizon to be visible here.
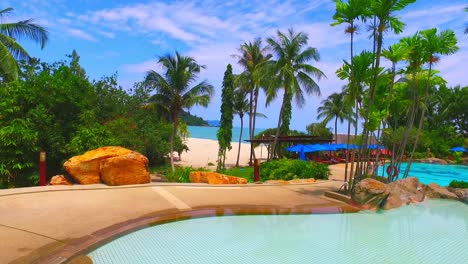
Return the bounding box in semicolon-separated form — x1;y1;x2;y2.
187;125;265;142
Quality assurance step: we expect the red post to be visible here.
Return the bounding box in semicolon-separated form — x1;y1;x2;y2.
254;159;260;182
39;150;46;186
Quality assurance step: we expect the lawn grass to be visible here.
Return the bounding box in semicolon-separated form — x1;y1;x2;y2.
222;167;254;182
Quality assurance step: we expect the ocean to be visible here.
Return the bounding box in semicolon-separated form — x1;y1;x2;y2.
188;126;265;142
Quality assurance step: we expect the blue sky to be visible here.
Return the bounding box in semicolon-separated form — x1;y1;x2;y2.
6;0;468;132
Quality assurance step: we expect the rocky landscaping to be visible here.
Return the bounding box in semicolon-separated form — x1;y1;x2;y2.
351;177;467;210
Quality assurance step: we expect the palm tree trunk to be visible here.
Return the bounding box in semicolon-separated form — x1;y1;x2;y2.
236;114;244;167
334;116;338;143
350;101;359;182
345;117;352;189
248;87;254;165
170;113;179;172
404;64;433;178
252;86;260;159
271;89;288;160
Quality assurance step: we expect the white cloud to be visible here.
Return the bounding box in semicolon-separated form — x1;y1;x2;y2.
122;60;159;74
67;28;97;42
97;30;115;39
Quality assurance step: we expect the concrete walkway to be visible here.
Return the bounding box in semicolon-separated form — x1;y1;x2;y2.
0;180;349;264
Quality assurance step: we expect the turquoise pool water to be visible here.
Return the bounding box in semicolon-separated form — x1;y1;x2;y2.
88;200;468;264
380;162;468;186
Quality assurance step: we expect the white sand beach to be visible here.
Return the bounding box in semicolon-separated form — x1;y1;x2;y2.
174;138;265;168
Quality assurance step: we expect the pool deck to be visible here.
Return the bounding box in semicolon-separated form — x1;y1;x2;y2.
0;180;350;264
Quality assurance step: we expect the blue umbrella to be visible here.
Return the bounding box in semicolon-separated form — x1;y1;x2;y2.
306;144;329;152
286;144;317;160
450;146;466;152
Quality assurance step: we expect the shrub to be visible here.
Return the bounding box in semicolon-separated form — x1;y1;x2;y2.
449;180;468;188
259;159;330;181
165;166;210;183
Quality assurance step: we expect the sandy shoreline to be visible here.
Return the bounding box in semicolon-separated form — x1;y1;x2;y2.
175;138;350;181
174;138;265;168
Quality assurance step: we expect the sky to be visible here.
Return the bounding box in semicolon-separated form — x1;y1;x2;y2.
5;0;468;133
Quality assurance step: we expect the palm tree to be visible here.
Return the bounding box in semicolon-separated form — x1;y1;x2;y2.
360;0;415;175
317;92;352;141
337;50;374;183
0;7;48;81
144;52;213;171
331;0;368;187
265;29;325;159
233;39;271;164
403;28;458;177
233;87;249;167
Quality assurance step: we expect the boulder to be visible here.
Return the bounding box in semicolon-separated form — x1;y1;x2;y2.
351;178;389;209
383;177;425;210
49;175;72;185
64;146;149;185
100;153;150;186
189;171;247;184
425;183;458;200
448;188;468;204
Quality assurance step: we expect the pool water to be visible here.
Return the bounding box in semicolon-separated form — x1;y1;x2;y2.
380;162;468;186
88;200;468;264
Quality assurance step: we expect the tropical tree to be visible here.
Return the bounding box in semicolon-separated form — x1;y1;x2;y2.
233;39;271;164
360;0;415;172
233;87;249;167
144;52;213;171
317;92;353;141
265;29;325;159
403;29;458;177
0;7;48;82
217;64;235;171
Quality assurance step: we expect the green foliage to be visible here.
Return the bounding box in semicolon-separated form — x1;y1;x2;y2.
222;167;254;183
0;119;39;188
164;166;210;183
260;159;330;181
306;122;333;139
217;64;235;171
180;111;208;126
449;180;468;189
452;152;463;164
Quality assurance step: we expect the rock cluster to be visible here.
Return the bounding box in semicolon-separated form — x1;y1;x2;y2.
189;171;247;184
64;146;150;186
352;177;467;210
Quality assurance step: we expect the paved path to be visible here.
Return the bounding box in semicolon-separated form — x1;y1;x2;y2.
0;181;347;264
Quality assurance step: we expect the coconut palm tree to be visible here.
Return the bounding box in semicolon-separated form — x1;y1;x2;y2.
233;39;271;164
317;92;353;141
0;7;48;82
144;52;213;171
265;29;325;159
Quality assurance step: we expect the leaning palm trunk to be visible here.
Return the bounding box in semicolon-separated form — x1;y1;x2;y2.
236;114;244;167
271;90;288;160
350;101;359;183
404;64;433;178
360;22;385;179
344;117;352;190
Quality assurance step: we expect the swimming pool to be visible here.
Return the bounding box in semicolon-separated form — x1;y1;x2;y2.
379;162;467;186
88;200;467;264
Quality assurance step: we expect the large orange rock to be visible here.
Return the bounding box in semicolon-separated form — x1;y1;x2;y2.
64;146;149;185
189;171;247;184
100;153;150;186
